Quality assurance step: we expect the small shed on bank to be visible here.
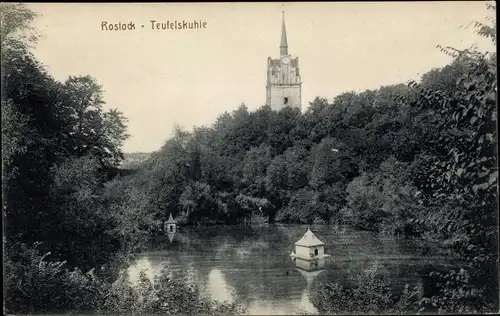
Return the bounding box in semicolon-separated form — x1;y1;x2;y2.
294;228;325;260
164;213;177;234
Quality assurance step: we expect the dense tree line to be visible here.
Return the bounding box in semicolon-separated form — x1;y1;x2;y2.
112;3;497;313
1;2;135;270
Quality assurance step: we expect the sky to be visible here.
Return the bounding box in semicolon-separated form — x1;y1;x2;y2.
27;2;494;153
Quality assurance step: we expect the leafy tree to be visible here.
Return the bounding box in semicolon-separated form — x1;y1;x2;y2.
241;144;272;197
60;76;129;166
276;188;320;224
309;137;357;188
2;3;131;269
346;157;421;233
0;3;39;52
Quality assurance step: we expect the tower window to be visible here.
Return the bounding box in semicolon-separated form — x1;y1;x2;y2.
284;97;289;105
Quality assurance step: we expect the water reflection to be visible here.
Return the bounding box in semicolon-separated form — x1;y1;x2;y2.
128;257;155;284
166;231;177;243
128;224;451;315
207;268;234;303
294;257;324;314
295;257;325;272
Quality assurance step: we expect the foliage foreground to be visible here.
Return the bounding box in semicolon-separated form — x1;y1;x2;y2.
4;243;244;315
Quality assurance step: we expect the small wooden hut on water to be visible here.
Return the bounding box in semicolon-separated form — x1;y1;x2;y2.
164;213;177;234
294;228;325;261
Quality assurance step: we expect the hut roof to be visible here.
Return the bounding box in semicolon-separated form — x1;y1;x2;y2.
166;213;176;224
294;228;324;247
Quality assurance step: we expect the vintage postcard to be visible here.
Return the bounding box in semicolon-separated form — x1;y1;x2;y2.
2;2;498;315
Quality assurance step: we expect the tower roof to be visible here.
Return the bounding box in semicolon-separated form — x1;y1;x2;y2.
295;228;324;247
166;213;176;224
280;11;288;56
280;12;288;48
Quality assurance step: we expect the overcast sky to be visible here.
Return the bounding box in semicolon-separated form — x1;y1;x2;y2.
27;2;494;153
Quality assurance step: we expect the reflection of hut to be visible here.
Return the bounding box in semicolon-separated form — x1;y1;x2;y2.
164;213;177;234
166;231;177;244
295;256;325;272
295;259;325;287
294;228;325;261
295;258;325;314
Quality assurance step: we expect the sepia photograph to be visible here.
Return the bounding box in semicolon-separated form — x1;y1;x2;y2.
1;2;498;315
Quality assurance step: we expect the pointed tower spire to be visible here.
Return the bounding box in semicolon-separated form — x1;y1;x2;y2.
280;11;288;56
166;212;176;224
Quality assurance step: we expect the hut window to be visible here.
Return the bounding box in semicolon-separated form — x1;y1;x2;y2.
284;97;289;105
314;249;318;256
170;225;174;232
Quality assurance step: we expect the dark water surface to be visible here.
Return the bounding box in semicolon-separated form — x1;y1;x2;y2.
127;224;451;315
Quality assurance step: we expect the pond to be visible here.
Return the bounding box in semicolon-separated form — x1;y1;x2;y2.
127;224;452;315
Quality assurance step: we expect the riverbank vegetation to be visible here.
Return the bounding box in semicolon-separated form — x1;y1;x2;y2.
2;3;240;315
3;2;497;315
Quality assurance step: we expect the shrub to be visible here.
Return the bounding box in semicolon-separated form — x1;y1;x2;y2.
310;262;422;315
4;242;108;314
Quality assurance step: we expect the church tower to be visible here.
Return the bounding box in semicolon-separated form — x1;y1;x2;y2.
266;12;302;112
